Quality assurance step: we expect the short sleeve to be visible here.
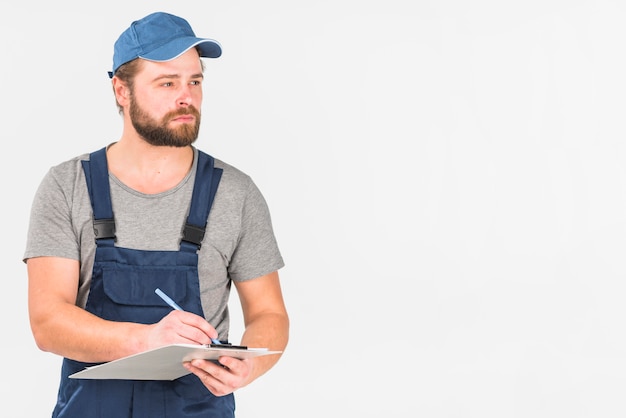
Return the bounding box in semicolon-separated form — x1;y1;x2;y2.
227;181;284;281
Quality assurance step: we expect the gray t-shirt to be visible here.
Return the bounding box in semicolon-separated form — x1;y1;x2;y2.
23;146;284;340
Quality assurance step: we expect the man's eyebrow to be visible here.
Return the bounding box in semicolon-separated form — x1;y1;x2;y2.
152;73;204;82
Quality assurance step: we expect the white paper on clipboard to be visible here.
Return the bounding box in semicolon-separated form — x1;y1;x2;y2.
69;344;282;381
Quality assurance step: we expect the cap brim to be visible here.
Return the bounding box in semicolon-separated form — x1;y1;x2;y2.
140;37;222;62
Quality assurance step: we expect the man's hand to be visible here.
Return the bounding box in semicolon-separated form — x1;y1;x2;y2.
144;310;219;349
183;356;253;396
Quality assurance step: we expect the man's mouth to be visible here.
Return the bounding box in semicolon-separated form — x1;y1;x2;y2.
172;115;195;123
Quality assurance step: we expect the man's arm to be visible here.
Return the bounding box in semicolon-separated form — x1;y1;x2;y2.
236;270;290;383
27;256;219;363
183;270;289;395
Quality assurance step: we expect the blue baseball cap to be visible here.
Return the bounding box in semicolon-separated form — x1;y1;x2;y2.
108;12;222;78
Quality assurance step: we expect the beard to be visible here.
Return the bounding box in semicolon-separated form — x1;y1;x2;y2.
129;96;201;147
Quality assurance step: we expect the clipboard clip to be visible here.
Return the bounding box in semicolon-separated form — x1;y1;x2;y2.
208;342;248;350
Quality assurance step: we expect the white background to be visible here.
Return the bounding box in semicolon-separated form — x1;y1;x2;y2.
3;1;626;416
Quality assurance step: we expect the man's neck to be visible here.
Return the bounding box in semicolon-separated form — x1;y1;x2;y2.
105;139;194;194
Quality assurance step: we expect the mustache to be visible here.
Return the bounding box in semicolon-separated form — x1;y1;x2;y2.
165;106;200;120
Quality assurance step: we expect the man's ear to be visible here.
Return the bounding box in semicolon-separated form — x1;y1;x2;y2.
112;77;131;107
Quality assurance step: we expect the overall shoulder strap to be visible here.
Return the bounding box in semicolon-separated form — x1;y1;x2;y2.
81;147;116;246
180;150;223;252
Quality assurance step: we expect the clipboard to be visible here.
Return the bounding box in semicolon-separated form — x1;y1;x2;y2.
69;344;282;381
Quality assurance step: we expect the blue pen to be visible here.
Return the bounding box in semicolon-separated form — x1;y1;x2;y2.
155;288;222;344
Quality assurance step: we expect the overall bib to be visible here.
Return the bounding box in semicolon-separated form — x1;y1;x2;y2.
52;147;234;418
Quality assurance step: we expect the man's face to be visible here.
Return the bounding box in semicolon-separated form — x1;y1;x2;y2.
128;49;204;147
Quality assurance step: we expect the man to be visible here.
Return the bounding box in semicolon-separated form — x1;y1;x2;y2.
24;11;289;417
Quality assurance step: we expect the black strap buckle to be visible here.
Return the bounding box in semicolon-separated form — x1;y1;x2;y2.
182;223;205;247
93;218;116;240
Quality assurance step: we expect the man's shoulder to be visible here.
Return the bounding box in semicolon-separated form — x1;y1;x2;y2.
197;151;252;185
194;151;258;202
214;159;248;179
45;151;92;181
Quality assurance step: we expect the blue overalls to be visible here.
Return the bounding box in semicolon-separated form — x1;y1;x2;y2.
52;147;234;417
